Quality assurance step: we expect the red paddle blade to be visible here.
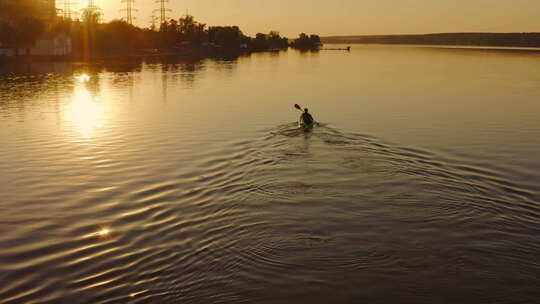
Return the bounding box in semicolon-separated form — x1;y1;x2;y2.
294;104;302;110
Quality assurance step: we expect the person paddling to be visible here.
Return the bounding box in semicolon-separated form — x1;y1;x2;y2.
294;104;315;127
300;108;314;125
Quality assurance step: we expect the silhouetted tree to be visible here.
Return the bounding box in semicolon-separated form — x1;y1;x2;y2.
309;34;321;45
268;31;289;48
81;8;100;58
208;26;248;49
97;21;138;54
250;31;288;49
11;17;44;45
1;3;328;60
178;15;207;44
291;33;322;50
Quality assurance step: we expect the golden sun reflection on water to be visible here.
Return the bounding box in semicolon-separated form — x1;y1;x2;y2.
82;226;113;239
66;87;103;138
97;228;111;237
75;73;91;83
95;227;112;239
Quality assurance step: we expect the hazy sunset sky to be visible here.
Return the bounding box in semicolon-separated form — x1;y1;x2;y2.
78;0;540;37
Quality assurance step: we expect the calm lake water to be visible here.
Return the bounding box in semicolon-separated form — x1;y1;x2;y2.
1;45;540;303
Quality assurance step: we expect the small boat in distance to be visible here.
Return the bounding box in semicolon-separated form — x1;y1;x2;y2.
295;103;315;130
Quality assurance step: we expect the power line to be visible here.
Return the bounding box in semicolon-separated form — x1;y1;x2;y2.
121;0;137;25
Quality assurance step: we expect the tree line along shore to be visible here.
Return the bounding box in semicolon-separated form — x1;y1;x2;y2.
322;33;540;48
0;1;323;61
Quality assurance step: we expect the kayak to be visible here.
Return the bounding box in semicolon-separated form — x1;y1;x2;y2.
299;120;314;129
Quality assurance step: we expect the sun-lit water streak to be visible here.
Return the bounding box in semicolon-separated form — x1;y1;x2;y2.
65;84;103;139
75;73;91;83
97;227;111;239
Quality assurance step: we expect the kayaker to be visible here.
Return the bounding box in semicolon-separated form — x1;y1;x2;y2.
300;108;314;125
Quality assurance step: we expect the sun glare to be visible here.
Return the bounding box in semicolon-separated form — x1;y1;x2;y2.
97;227;111;239
66;87;103;138
75;73;91;83
82;226;113;239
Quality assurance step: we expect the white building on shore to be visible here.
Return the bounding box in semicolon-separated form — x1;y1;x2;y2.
32;33;72;56
0;33;72;58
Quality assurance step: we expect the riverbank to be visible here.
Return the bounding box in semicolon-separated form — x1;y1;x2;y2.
0;46;289;66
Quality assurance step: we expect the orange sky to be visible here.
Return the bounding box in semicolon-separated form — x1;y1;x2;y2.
77;0;540;37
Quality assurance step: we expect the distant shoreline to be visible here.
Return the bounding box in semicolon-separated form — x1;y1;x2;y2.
322;33;540;48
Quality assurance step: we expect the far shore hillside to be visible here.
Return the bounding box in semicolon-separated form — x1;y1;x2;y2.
322;33;540;48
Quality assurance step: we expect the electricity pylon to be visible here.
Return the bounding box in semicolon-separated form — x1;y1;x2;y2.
121;0;137;25
85;0;102;22
59;0;78;20
154;0;172;28
149;14;159;30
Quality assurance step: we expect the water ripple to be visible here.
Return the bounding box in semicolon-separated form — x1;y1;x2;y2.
2;61;540;303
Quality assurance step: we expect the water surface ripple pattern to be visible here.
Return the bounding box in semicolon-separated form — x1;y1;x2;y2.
1;47;540;303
